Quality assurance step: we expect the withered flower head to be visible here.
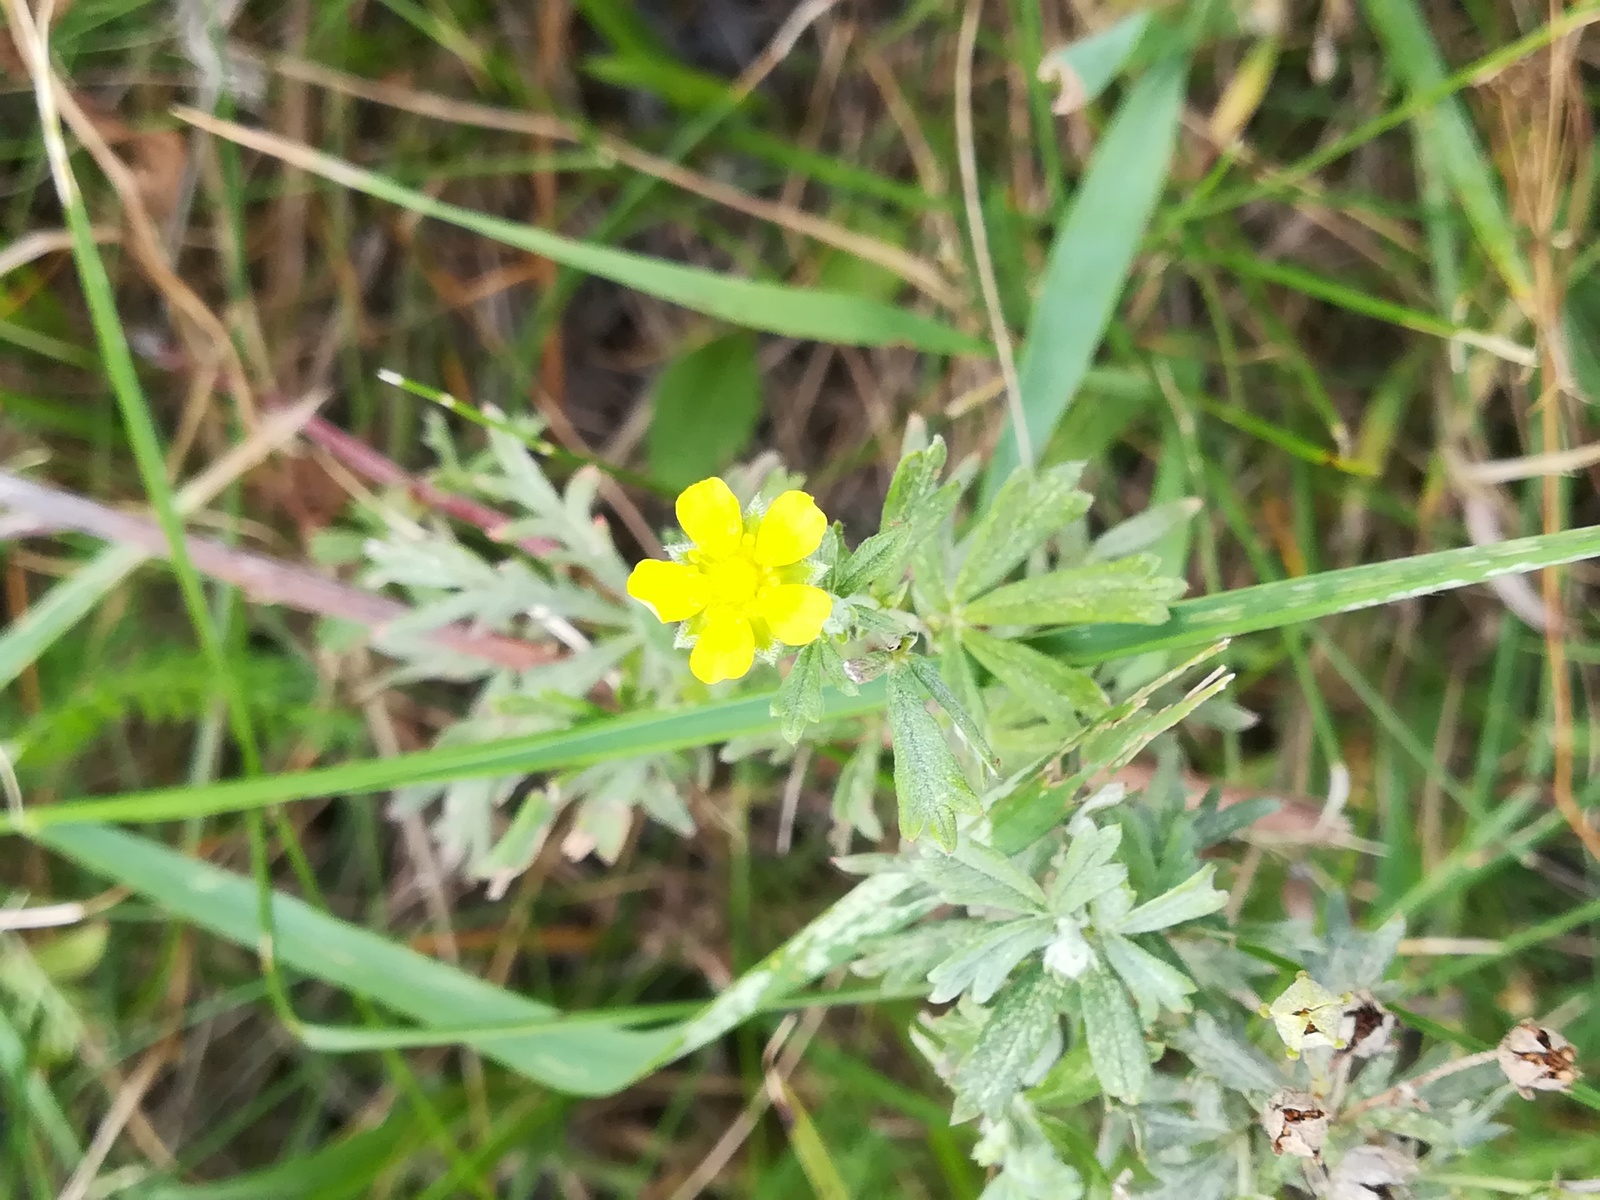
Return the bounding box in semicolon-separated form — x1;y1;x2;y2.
1496;1021;1580;1099
1263;1088;1329;1159
1329;1144;1416;1200
1337;993;1397;1061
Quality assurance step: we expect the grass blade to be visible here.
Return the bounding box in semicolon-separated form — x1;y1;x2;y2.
1041;525;1600;663
983;52;1188;501
31;824;679;1097
176;108;985;357
8;682;888;828
12;528;1600;828
1358;0;1531;302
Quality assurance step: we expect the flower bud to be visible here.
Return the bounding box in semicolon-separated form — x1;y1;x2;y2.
1263;1088;1329;1159
1496;1021;1580;1099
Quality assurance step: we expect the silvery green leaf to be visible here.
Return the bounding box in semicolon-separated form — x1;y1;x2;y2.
952;964;1068;1121
978;1144;1083;1200
907;655;1000;772
928;916;1055;1004
1101;933;1196;1022
962;629;1109;720
1081;667;1235;775
835;483;960;599
1026;1041;1101;1111
1168;1013;1283;1097
830;733;884;843
500;636;637;705
363;536;499;590
1189;794;1279;850
1048;823;1126;915
851;921;984;985
472;786;557;884
1319;913;1406;993
772;640;827;744
882;435;949;527
889;665;981;851
955;465;1090;602
963;556;1183;627
1087;498;1202;562
1114;866;1227;934
1077;960;1149;1103
560;794;632;864
914;841;1048;914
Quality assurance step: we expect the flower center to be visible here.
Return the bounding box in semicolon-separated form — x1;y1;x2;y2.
702;555;764;605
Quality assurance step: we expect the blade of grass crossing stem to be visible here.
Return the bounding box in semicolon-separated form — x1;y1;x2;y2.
983;51;1188;503
32;824;680;1097
0;546;144;694
11;528;1600;829
175;109;984;357
15;13;264;778
1040;524;1600;664
30;825;932;1097
1358;0;1531;303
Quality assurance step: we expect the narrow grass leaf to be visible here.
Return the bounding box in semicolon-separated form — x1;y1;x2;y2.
985;52;1188;501
32;824;678;1096
1041;525;1600;664
177;109;985;356
1358;0;1530;301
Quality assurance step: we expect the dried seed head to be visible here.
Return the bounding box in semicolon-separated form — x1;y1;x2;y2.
1337;993;1397;1061
1328;1144;1416;1200
1263;1088;1330;1159
1261;971;1350;1058
1497;1021;1580;1099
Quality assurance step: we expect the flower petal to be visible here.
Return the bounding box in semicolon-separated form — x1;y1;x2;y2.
627;559;708;623
675;477;745;557
690;611;755;684
754;490;826;566
755;584;833;646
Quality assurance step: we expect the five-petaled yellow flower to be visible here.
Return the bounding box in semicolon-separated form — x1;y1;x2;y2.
627;477;833;684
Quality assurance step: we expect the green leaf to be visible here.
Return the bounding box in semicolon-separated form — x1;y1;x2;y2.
905;655;999;772
772;640;830;744
32;825;678;1096
962;628;1107;720
1087;498;1202;563
1043;525;1600;664
837;439;962;597
11;682;887;830
913;845;1044;915
647;333;762;490
1100;934;1195;1023
1115;865;1226;935
1169;1014;1283;1098
179;110;986;357
953;964;1067;1120
957;465;1090;601
1047;824;1127;916
984;52;1188;500
831;732;884;843
927;916;1055;1004
1076;961;1149;1103
1035;12;1151;114
1358;0;1529;301
888;667;981;851
882;436;950;526
964;557;1184;628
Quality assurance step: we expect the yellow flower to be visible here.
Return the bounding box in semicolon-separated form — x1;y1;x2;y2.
627;477;833;684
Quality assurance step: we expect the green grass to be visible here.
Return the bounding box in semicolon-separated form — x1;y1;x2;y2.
3;0;1600;1194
